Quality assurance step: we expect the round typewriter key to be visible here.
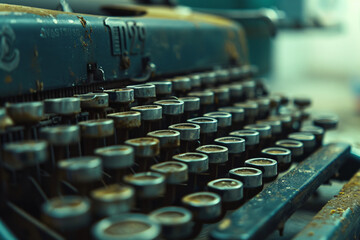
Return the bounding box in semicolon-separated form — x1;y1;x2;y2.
178;97;200;120
172;152;208;174
104;88;134;111
255;97;270;119
77;92;109;109
269;115;292;137
151;161;188;204
268;95;282;114
227;83;243;102
244;124;271;139
92;213;160;240
282;108;302;131
275;139;304;162
204;112;232;138
131;105;162;134
196;145;228;179
207;178;243;209
126;83;156;105
107;111;141;143
210;87;230;107
313;114;339;130
230;67;244;81
58;156;103;194
79;119;114;155
124;172;165;198
196;145;228;164
218;106;245;130
188;91;214;114
91;184;135;217
4;140;48;170
182;192;222;223
147;129;180;161
257;119;282;141
245;158;277;182
76;92;109;119
288;132;316;155
294;97;311;109
200;72;217;86
273;93;288;106
229;167;263;200
170;77;192;96
124;172;165;212
125;137;160;171
244;123;272;149
151;161;188;184
172;152;208;192
126;83;156;98
6;101;44;125
131;105;162;121
95;145;134;169
104;88;134;103
154;99;184;126
42;196;91;237
169;123;200;152
3;140;48;193
150;81;173;99
6;101;44;139
79;119;114;138
234;101;258;124
40;125;80;146
300;125;324;147
242;80;256;100
188;74;202;89
150;206;193;240
261;147;291;172
188;91;214;105
187;117;217;144
95;145;134;182
230;130;259;159
215;136;245;168
44;97;81;116
216;69;230;83
40;125;80;164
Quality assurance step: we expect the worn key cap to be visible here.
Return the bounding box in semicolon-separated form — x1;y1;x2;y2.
90;184;135;217
92;213;160;240
149;206;193;240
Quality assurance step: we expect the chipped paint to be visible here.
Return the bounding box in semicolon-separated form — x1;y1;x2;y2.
77;16;86;28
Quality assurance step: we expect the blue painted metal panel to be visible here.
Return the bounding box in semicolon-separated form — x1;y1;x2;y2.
0;4;246;97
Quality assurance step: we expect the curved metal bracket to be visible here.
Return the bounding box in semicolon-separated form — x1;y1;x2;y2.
130;59;156;82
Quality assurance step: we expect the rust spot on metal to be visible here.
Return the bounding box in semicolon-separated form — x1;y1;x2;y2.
77;16;87;28
121;56;131;69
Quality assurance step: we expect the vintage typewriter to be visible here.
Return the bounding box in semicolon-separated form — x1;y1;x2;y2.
0;3;358;240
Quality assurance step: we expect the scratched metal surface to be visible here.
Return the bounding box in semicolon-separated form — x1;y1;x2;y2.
293;170;360;240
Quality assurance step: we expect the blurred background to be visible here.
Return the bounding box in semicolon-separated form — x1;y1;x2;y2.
1;1;359;237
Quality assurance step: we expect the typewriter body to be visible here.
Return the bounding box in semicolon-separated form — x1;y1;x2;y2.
0;3;358;240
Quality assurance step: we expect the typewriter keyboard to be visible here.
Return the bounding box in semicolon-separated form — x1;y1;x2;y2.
0;67;350;240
